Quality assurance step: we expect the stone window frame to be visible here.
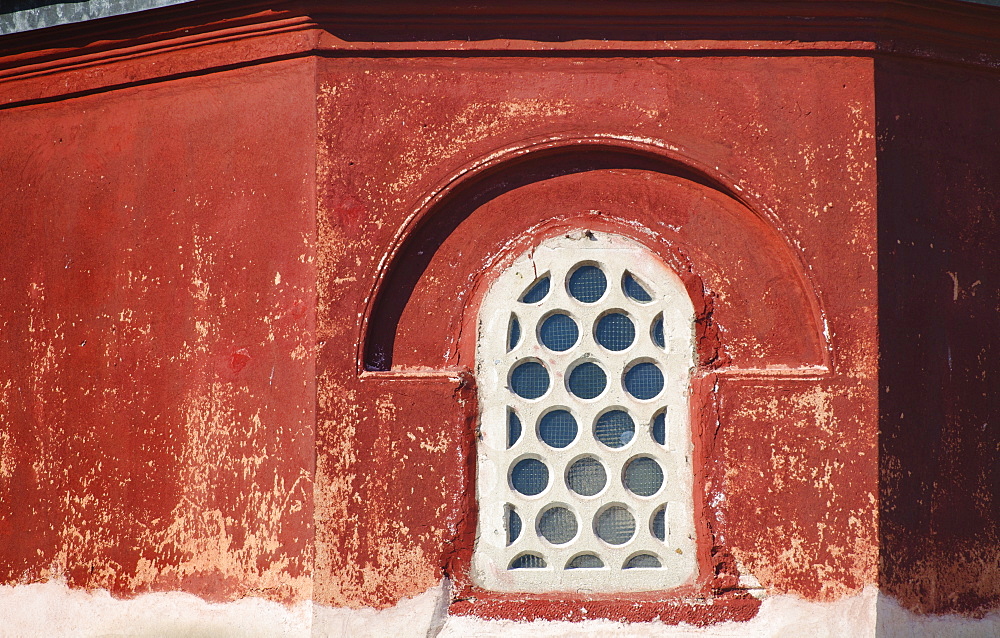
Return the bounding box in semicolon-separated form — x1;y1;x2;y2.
471;230;698;593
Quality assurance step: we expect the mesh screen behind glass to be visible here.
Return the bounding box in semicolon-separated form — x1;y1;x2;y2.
624;554;662;569
566;554;604;569
567;457;607;496
568;265;607;303
624;362;664;400
595;312;635;351
595;506;636;545
624;457;664;496
538;507;578;544
539;409;577;448
511;458;549;496
510;554;546;569
511;361;550;399
507;410;523;447
568;362;607;399
623;272;653;302
521;277;551;303
539;313;579;351
594;410;635;448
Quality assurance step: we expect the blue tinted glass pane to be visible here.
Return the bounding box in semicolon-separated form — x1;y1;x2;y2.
624;457;664;496
623;272;653;302
521;277;550;303
568;362;606;399
511;458;549;496
567;457;607;496
508;315;521;351
652;507;666;541
539;313;578;351
511;361;549;399
568;265;607;303
509;554;546;569
595;506;635;545
539;410;577;448
652;315;665;348
624;362;664;400
508;411;522;447
507;507;522;545
538;507;578;544
595;313;635;351
652;412;666;445
566;554;604;569
624;554;661;569
594;410;635;448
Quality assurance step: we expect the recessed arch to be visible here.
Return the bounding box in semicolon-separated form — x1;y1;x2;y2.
361;135;829;374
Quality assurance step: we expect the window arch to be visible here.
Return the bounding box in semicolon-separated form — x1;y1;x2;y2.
472;230;697;593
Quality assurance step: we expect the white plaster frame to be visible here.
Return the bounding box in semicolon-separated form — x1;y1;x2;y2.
473;230;697;593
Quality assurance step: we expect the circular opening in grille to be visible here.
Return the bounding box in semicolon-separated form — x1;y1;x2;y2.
537;506;578;545
567;361;607;399
594;409;635;448
595;311;635;351
651;313;665;349
520;276;551;304
538;409;578;449
510;360;550;400
508;314;522;351
594;505;636;545
623;456;665;497
651;410;666;446
566;456;607;496
510;458;549;496
623;272;653;303
506;506;522;545
568;264;608;303
508;410;522;448
539;312;579;352
623;360;664;400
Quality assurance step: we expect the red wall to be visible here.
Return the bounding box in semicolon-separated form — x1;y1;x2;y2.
0;58;317;602
877;56;1000;616
313;55;879;616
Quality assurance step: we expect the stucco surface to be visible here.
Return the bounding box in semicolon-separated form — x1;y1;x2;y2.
0;0;996;631
0;58;317;603
314;55;878;618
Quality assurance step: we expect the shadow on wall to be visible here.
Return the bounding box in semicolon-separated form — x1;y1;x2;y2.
876;56;1000;620
363;141;828;375
363;145;723;371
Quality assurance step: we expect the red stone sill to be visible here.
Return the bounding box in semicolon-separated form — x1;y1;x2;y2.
448;586;762;624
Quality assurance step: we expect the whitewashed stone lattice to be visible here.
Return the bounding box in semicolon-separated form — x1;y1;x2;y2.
473;230;698;593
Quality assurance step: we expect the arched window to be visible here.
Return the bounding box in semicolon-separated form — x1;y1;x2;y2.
472;230;697;593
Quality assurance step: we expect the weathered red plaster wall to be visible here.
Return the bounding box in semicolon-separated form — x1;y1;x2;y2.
0;3;996;627
0;58;317;602
313;55;878;611
876;57;1000;616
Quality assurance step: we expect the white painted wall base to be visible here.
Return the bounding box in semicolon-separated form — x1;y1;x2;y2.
1;580;998;638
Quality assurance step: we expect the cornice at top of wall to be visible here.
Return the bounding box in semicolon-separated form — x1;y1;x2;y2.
1;0;999;107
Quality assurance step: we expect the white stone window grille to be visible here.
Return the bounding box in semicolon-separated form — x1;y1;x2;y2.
473;230;698;593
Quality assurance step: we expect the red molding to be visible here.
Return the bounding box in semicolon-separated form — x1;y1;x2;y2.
0;0;999;108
